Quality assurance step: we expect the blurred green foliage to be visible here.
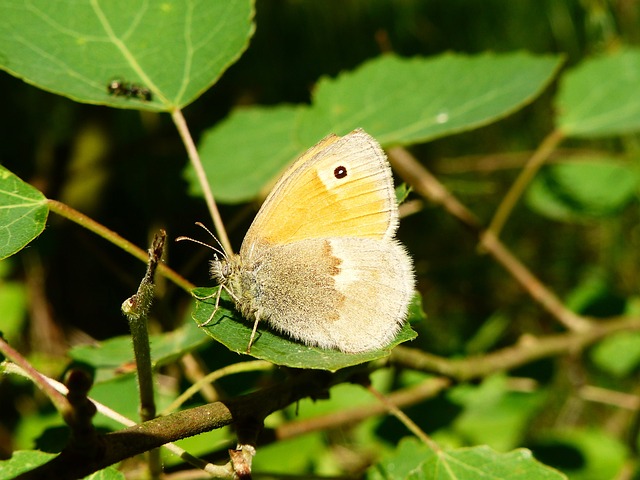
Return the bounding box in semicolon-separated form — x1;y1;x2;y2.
1;1;640;478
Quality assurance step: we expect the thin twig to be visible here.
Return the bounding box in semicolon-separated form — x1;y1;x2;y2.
480;231;591;331
387;145;592;332
275;377;450;441
390;315;640;381
579;385;640;410
0;339;69;414
171;109;233;255
366;384;440;451
47;199;194;293
161;360;274;415
488;129;565;238
388;146;482;231
180;353;221;403
122;231;167;479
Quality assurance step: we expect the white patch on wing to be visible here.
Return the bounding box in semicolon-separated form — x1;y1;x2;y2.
328;239;373;291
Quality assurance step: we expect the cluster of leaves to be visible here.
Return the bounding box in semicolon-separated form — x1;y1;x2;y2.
1;1;640;479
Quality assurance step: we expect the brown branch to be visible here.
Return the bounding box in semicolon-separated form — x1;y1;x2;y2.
430;147;629;174
274;377;451;441
16;368;351;480
579;385;640;411
390;315;640;381
0;337;69;414
480;231;591;331
387;146;592;332
388;146;482;232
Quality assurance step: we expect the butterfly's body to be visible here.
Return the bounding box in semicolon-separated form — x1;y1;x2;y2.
208;129;415;353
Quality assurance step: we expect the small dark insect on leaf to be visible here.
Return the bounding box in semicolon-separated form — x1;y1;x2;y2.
107;79;152;101
129;84;152;101
107;79;128;96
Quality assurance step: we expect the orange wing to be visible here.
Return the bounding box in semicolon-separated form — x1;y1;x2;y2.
240;129;398;259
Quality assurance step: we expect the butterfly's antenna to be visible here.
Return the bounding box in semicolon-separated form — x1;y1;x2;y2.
194;222;228;257
176;228;226;259
175;235;225;256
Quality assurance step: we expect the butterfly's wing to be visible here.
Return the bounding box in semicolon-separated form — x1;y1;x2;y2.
240;129;398;258
251;237;414;353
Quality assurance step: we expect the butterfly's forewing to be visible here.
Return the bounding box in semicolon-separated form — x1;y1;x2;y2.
241;129;398;258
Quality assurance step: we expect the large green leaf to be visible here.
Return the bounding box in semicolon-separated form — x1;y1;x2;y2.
188;52;562;203
188;105;303;203
0;166;48;260
0;0;254;111
191;287;420;371
556;49;640;137
367;437;566;480
191;106;433;204
298;52;563;145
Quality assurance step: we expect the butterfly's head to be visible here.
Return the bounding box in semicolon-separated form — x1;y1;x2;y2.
210;254;230;284
210;252;247;282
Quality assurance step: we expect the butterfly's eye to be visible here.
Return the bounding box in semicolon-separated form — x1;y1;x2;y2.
334;166;348;179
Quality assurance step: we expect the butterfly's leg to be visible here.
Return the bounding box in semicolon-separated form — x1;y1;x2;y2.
246;315;261;354
193;291;216;301
197;286;223;327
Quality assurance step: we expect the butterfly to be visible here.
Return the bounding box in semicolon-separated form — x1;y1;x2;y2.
187;129;414;353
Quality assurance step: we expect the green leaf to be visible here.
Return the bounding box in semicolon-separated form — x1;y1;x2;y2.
188;52;562;204
525;158;638;222
0;0;254;111
0;451;57;480
0;165;48;260
0;450;123;479
531;429;626;480
90;375;146;429
11;410;64;452
591;331;640;377
89;373;187;430
447;375;547;451
298;52;564;145
164;427;233;468
85;467;126;480
68;321;208;382
396;183;412;206
557;48;640;137
465;311;511;355
252;432;327;474
191;287;420;371
564;270;614;314
367;437;566;480
190;105;303;203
